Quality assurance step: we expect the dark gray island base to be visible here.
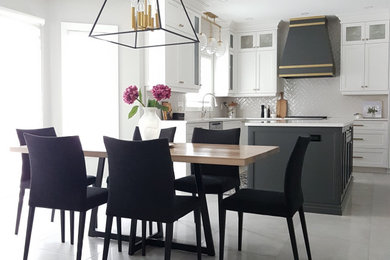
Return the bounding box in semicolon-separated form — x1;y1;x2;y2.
248;125;353;215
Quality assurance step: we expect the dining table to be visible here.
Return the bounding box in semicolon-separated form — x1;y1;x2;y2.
10;142;279;256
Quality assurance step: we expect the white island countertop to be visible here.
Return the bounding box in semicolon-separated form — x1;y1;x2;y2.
245;117;355;128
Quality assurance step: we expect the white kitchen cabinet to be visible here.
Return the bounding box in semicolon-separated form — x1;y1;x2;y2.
341;20;389;95
145;3;201;93
238;31;276;51
236;51;257;94
353;120;389;168
342;21;389;45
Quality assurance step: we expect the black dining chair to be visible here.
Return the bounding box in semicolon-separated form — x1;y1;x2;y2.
15;128;97;245
133;126;176;142
219;136;312;260
102;137;201;260
22;134;108;260
174;127;241;240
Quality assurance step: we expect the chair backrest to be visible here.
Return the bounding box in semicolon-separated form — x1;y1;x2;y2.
133;126;176;142
104;137;176;221
16;127;57;184
191;128;241;179
24;134;87;211
284;136;311;212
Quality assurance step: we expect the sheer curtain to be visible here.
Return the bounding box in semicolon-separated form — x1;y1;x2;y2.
0;9;44;194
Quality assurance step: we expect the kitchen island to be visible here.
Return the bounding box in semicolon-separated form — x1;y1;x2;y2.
246;117;354;215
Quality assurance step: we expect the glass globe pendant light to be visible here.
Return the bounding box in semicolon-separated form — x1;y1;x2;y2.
215;27;226;57
198;32;208;51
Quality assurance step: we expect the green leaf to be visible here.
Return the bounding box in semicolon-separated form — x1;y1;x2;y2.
156;103;168;111
128;106;139;119
147;99;157;107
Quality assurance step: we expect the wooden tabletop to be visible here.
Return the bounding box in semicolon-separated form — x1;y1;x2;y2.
10;143;279;167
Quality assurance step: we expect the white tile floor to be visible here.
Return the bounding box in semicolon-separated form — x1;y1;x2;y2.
2;171;390;260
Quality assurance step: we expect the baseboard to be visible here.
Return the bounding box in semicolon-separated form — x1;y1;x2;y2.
353;166;389;174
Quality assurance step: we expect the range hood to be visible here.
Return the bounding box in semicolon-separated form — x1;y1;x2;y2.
279;16;335;78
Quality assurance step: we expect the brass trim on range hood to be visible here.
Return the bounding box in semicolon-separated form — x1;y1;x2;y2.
279;72;334;78
290;16;326;21
289;22;325;27
279;64;333;69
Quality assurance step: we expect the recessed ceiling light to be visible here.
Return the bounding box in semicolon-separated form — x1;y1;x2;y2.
245;17;254;21
301;12;310;15
364;5;374;9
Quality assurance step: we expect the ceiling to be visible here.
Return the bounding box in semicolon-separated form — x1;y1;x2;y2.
199;0;390;24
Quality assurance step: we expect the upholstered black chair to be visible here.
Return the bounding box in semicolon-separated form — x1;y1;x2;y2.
133;126;176;142
102;137;201;260
15;128;96;245
22;134;108;260
219;136;312;260
174;127;241;238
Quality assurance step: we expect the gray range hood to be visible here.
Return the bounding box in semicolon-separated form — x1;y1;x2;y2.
279;16;335;78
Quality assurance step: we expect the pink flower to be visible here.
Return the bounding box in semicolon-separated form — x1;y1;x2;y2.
123;85;139;105
152;84;171;101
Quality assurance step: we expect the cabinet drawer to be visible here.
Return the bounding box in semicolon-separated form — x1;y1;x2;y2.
353;132;387;148
353;121;388;131
353;149;388;167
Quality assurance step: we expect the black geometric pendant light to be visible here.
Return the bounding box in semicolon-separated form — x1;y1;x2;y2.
89;0;199;49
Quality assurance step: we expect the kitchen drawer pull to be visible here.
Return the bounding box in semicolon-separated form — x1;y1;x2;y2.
353;138;364;141
353;156;364;159
353;124;364;127
179;24;184;27
178;81;184;84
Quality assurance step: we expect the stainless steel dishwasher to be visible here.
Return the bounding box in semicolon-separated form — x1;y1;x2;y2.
209;121;223;130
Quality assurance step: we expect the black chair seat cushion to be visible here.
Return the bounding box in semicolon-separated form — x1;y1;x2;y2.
86;175;96;186
174;175;239;194
222;189;297;217
85;187;108;211
171;196;201;222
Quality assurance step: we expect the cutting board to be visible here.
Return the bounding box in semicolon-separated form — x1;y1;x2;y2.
276;92;287;118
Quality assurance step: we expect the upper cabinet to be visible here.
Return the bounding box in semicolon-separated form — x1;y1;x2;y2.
235;29;278;97
340;20;389;95
145;1;200;93
343;21;389;45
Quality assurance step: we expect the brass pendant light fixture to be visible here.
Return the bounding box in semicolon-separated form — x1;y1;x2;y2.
202;12;225;56
89;0;199;49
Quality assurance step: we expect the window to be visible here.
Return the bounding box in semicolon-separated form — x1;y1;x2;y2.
0;7;44;193
61;23;119;147
186;53;214;108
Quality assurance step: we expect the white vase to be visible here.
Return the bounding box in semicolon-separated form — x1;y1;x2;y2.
138;107;161;140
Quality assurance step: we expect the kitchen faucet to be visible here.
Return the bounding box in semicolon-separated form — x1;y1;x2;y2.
201;93;218;118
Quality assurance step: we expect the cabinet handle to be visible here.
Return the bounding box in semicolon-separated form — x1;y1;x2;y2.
353;138;364;141
353;124;364;127
179;81;184;84
179;24;184;27
353;156;364;159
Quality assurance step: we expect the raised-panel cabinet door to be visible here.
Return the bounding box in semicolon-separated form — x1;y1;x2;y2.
365;43;389;91
366;21;389;43
177;43;195;86
257;50;277;96
237;51;257;94
341;45;365;91
343;23;365;45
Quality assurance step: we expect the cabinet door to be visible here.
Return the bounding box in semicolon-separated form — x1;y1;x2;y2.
239;33;256;50
177;43;195;86
165;0;196;38
257;50;277;96
258;31;275;50
237;51;257;94
342;23;365;45
366;21;389;43
341;45;365;92
365;43;389;91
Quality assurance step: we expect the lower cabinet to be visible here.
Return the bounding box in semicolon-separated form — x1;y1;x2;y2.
248;126;353;215
353;120;388;168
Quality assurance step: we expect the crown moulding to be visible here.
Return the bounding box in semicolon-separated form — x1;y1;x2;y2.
337;9;390;23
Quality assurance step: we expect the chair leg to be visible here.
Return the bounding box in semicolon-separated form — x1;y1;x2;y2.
70;211;75;245
286;217;299;260
165;222;174;260
142;220;147;256
157;222;164;238
219;208;226;260
102;215;113;260
15;188;25;235
234;186;243;251
51;209;55;222
194;208;202;260
299;207;312;260
238;211;243;251
60;210;65;243
128;219;137;255
76;212;86;260
149;221;153;236
23;206;35;260
116;217;122;252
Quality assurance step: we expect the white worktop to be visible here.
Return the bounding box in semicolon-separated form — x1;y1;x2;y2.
244;117;355;128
